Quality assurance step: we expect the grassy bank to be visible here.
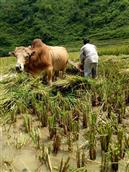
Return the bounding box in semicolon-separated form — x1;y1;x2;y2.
65;39;129;56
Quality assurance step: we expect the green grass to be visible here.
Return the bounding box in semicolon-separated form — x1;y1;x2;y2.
0;56;15;74
1;54;129;122
98;45;129;56
66;38;129;55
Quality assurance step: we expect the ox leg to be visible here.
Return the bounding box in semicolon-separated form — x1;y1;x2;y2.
47;67;53;86
53;71;60;81
60;69;66;79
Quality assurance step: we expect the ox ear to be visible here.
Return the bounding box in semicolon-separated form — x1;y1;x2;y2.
9;51;15;56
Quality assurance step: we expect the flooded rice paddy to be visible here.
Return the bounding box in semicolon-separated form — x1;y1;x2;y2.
0;55;129;172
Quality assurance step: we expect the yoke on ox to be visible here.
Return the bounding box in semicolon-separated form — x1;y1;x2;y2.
10;39;69;85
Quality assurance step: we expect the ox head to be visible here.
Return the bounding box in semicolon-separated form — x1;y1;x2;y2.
9;46;34;72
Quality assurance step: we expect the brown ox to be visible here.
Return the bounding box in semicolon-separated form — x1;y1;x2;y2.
10;39;69;85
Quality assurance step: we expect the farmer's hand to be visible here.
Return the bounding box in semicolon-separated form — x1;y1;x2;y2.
79;68;84;73
77;63;84;73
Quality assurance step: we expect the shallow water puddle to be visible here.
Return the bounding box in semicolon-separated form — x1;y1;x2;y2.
13;148;39;172
0;137;39;171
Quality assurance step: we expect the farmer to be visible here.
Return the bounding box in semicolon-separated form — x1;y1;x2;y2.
80;38;99;78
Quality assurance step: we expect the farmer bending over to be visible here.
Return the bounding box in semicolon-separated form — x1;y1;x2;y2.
80;38;99;78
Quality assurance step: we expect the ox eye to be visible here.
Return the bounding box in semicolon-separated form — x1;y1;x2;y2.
25;55;29;58
25;55;30;61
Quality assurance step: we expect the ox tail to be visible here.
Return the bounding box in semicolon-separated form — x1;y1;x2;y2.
68;60;84;72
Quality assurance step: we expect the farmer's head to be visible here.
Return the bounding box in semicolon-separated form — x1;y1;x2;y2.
83;37;90;45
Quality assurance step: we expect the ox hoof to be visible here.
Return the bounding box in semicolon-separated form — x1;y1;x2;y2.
48;81;52;86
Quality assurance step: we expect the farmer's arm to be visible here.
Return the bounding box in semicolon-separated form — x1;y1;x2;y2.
80;47;85;64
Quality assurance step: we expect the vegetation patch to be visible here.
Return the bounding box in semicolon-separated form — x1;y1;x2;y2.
0;54;129;171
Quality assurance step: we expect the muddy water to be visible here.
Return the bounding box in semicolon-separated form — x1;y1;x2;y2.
0;108;129;172
0;128;39;172
0;128;101;172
